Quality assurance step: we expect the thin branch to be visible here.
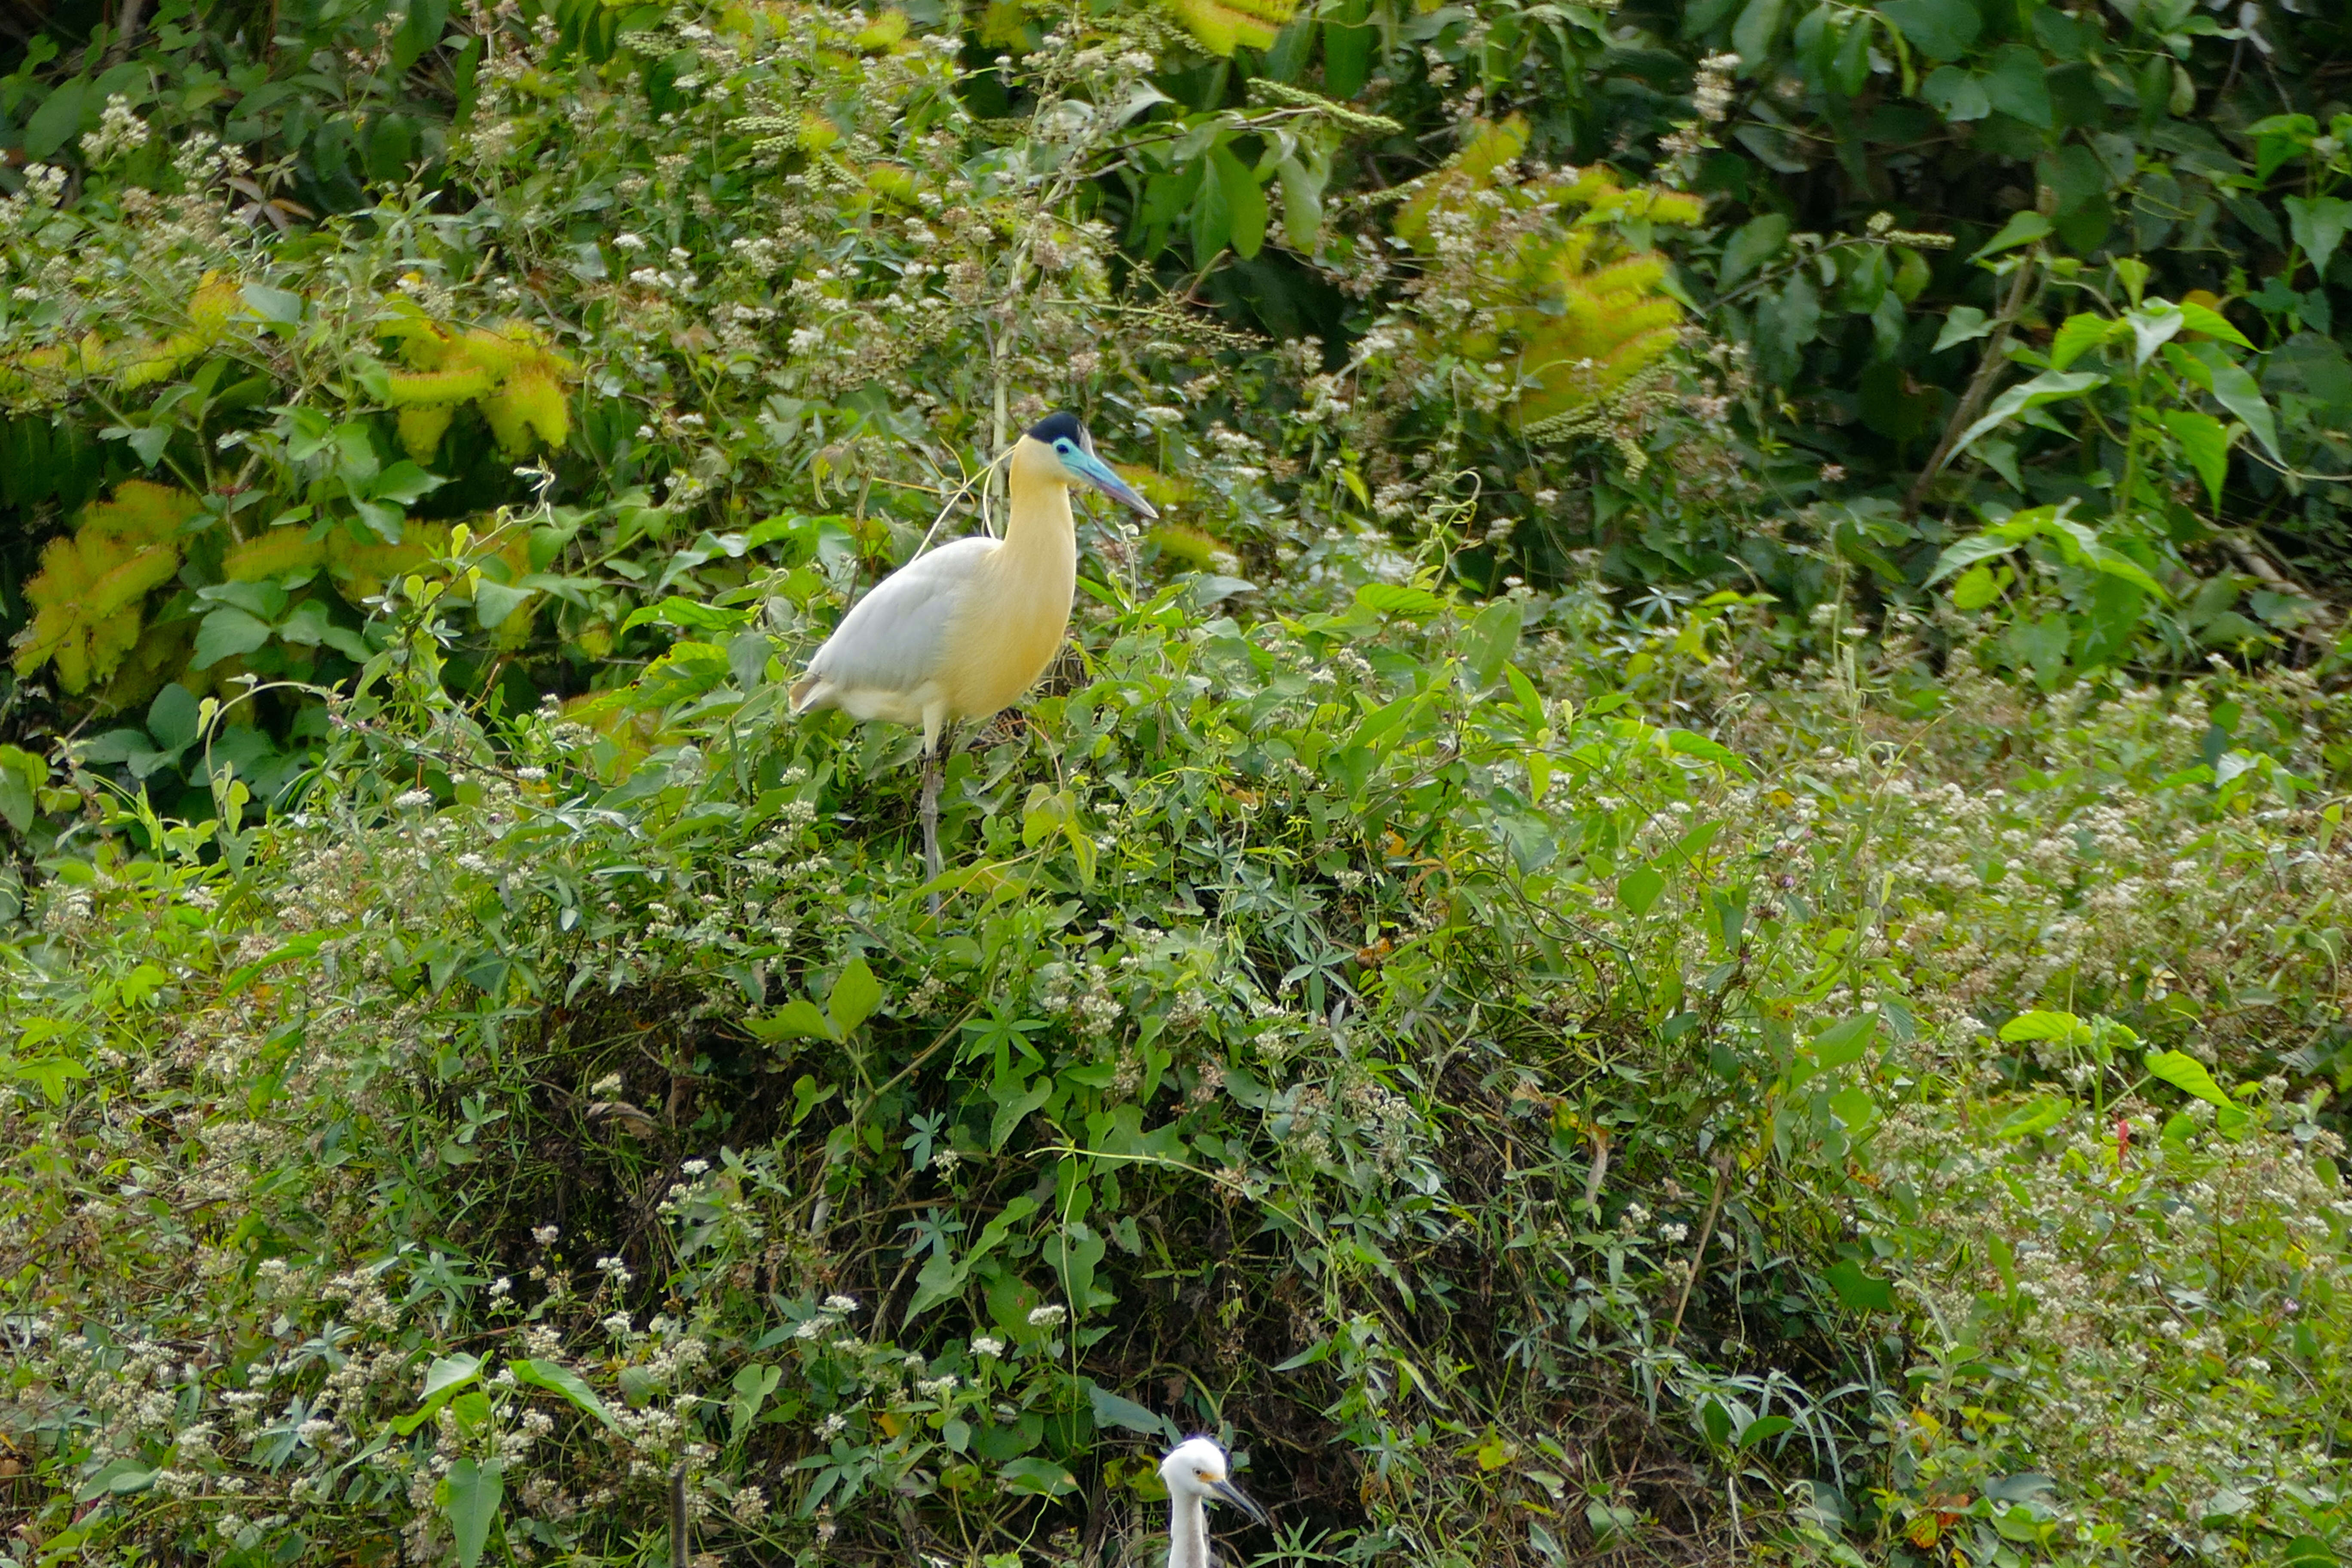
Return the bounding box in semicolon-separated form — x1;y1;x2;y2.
1902;253;2043;519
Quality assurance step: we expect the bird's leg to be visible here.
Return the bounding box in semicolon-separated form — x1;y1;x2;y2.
919;742;944;917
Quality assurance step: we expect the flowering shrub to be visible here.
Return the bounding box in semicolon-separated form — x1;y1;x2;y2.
1;557;2346;1567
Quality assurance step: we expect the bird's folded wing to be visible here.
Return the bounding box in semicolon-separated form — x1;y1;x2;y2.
805;537;994;695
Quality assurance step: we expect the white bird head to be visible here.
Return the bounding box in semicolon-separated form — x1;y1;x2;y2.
1158;1436;1270;1528
1023;411;1159;520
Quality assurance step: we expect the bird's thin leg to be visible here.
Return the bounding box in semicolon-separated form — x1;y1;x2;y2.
919;743;944;917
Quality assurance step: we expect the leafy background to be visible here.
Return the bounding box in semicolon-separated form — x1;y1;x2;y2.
0;0;2349;1564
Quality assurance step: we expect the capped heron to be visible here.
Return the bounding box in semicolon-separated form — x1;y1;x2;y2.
1158;1436;1271;1568
787;412;1157;901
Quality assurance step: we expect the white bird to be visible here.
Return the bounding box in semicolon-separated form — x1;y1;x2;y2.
788;412;1156;903
1158;1436;1271;1568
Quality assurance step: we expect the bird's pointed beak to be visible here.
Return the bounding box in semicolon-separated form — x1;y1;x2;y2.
1210;1476;1271;1529
1058;444;1160;521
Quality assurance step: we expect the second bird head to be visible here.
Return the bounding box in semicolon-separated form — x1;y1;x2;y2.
1158;1435;1271;1527
1023;411;1159;520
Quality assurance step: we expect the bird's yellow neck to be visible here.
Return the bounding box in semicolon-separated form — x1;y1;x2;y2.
1003;437;1077;570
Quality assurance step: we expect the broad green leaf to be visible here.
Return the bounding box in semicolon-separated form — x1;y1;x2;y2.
1210;144;1266;260
441;1458;504;1568
1274;156;1323;250
2285;194;2352;282
1926;531;2025;587
1951;370;2105;459
1823;1257;1895;1310
393;1354;484;1434
2046;312;2119;371
473;580;533;630
2158;409;2231;507
1877;0;1978;58
1616;865;1665;917
1933;305;1993;353
1355;582;1445;619
1951;561;2008;609
1971;210;2051;261
1462;598;1522;690
828;957;882;1034
1995;1095;2071;1139
192;606;275;670
242;283;307;326
2205;357;2280;462
1807;1013;1877;1072
746;998;838;1042
2126;303;2184;368
1001;1457;1079;1496
1086;1381;1177;1440
1190;148;1232;260
1921;65;1988;122
509;1358;625;1433
1998;1009;2085;1044
1731;0;1785;74
1979;43;2051;126
1737;1413;1797;1449
2175;299;2252;349
1718;213;1791;289
2144;1049;2250;1132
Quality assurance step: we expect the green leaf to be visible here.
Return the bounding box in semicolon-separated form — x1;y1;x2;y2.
1997;1009;2085;1044
508;1358;625;1433
1921;65;1989;122
1951;562;2008;609
2144;1049;2250;1132
1190;149;1232;260
1461;598;1522;690
1807;1013;1877;1073
746;998;839;1042
1877;0;1979;60
2047;312;2119;371
1274;156;1323;250
1616;865;1665;917
1932;305;1993;353
2125;303;2184;368
2158;409;2231;508
2175;299;2252;349
1085;1381;1178;1440
828;957;882;1034
1211;143;1268;260
473;580;533;630
1001;1457;1079;1496
1355;582;1446;619
1995;1095;2071;1138
1730;0;1785;73
1951;370;2105;459
2285;194;2352;282
1717;212;1791;289
1971;210;2051;261
441;1458;504;1568
2205;357;2281;462
192;606;276;670
23;78;88;161
393;1354;484;1434
1737;1413;1796;1449
1979;43;2051;127
989;1074;1053;1151
241;282;307;327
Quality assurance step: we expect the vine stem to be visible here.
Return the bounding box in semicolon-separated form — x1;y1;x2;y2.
1666;1155;1733;1348
1902;252;2043;520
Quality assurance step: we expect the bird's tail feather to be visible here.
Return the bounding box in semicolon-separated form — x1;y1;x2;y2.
787;672;822;714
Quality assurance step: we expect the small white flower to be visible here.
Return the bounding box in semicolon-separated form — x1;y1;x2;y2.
681;1158;710;1176
824;1294;859;1314
394;789;433;809
1026;1304;1067;1328
971;1336;1005;1357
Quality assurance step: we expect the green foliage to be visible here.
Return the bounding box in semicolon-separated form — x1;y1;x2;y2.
2;562;2349;1566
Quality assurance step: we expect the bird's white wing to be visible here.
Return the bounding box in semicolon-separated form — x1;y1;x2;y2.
803;536;996;695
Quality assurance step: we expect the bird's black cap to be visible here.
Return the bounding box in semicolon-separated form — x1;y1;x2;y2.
1026;411;1088;447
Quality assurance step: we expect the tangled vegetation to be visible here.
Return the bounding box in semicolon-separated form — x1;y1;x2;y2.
2;0;2351;1562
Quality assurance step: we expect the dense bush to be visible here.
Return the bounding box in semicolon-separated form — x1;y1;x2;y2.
0;557;2347;1566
